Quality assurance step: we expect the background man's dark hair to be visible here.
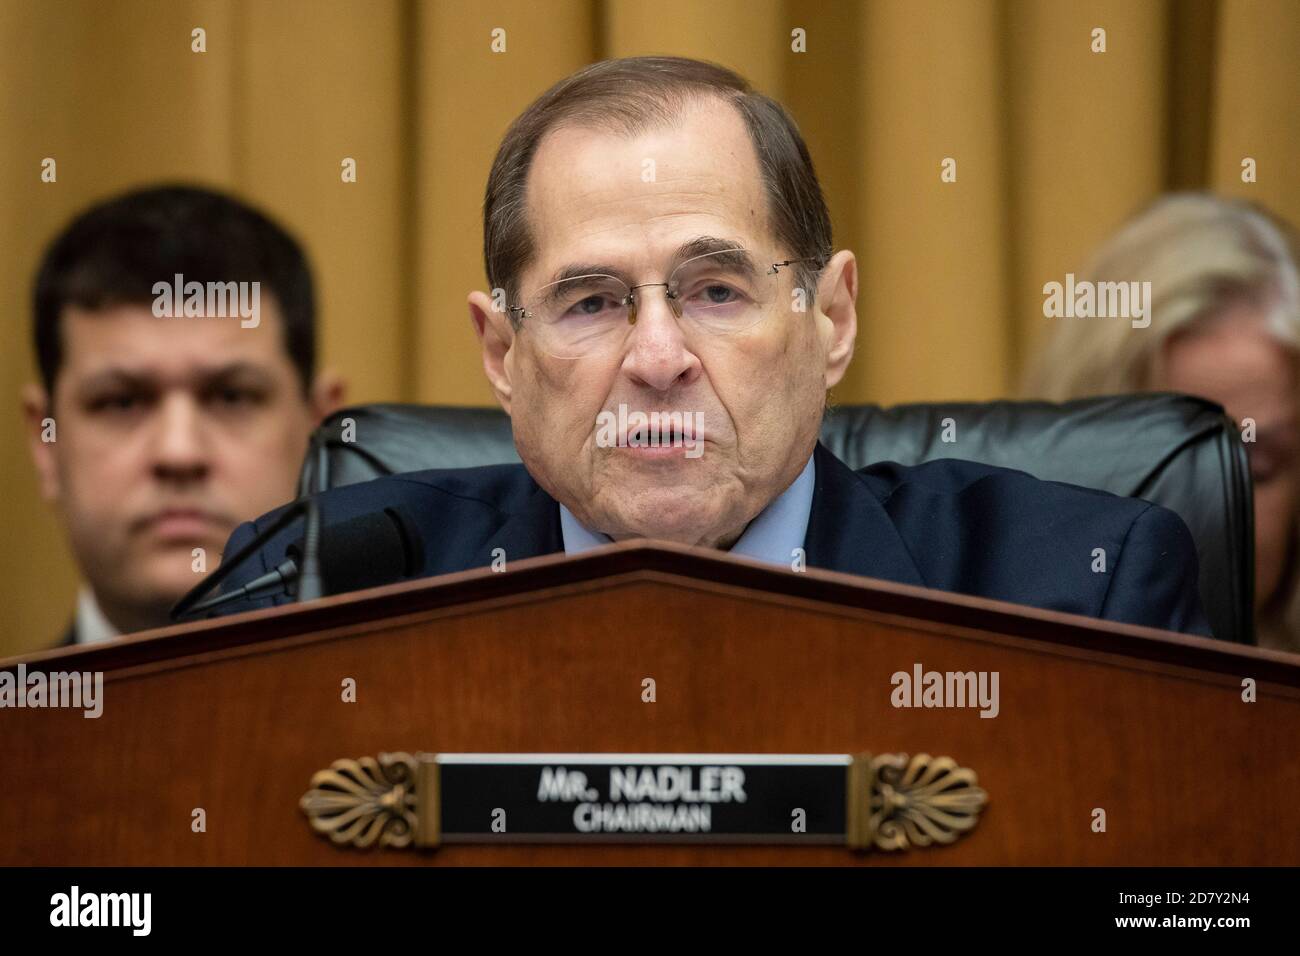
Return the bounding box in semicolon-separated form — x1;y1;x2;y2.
33;184;317;394
484;56;834;316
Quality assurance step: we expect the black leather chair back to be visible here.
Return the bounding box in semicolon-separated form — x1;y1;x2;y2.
298;395;1253;644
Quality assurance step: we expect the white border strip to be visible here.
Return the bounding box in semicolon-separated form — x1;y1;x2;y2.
436;753;850;766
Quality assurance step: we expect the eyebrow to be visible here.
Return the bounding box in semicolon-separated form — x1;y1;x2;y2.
75;361;276;396
542;236;759;291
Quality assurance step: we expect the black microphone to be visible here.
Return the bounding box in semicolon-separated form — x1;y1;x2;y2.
174;506;425;618
184;556;300;615
171;500;308;620
285;506;424;596
296;497;324;602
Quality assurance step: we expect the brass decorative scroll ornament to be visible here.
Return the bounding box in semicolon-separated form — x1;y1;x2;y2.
846;752;989;851
300;751;987;852
299;752;424;848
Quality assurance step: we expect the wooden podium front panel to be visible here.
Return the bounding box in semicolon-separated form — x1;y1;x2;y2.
3;565;1297;865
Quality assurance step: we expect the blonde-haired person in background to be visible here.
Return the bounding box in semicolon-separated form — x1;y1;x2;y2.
1023;193;1300;653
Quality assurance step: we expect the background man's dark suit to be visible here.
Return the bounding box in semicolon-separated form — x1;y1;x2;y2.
199;443;1211;635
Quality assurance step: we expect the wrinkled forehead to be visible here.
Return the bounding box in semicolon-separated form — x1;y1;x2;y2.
521;97;773;287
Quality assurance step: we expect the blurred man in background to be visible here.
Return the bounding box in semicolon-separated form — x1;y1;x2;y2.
1023;193;1300;652
22;185;346;645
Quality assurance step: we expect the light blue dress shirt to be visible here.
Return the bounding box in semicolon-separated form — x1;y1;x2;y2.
558;452;817;568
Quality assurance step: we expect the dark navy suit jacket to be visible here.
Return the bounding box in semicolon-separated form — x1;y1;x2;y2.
198;442;1211;636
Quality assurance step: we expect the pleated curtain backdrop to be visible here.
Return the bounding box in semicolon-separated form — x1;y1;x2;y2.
1;0;1296;653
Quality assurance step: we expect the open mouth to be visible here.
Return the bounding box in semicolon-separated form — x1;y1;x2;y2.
595;405;706;455
648;426;685;445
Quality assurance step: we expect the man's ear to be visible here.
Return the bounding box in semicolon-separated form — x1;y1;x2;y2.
308;369;348;425
468;289;514;414
21;383;61;503
817;250;858;390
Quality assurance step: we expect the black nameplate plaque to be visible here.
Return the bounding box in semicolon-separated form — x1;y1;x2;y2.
437;753;847;843
298;750;989;852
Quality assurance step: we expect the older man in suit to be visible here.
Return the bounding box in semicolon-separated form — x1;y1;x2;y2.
195;56;1209;637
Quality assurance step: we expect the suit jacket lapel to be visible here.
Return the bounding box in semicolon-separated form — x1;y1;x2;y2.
475;448;924;585
479;475;564;562
804;442;926;587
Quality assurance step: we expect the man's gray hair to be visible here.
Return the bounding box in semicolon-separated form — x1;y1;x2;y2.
483;55;833;316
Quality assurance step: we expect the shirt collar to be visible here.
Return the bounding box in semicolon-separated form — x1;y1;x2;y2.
75;587;121;646
559;452;817;568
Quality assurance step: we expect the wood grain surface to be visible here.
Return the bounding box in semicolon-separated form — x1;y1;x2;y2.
2;541;1297;865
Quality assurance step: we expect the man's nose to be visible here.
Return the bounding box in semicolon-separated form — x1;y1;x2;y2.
150;394;211;483
620;289;702;392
